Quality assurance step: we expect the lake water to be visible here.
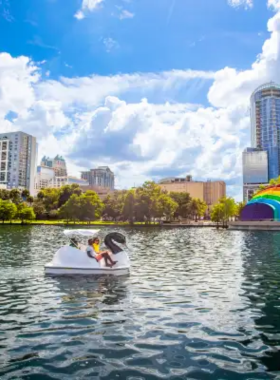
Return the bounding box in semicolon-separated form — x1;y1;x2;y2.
1;226;280;379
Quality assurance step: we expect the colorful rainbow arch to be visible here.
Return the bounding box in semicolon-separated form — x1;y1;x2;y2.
241;185;280;221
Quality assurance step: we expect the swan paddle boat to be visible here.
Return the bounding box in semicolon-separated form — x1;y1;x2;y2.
44;229;130;276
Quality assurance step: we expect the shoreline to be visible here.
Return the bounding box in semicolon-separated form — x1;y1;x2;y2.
229;221;280;231
0;221;219;228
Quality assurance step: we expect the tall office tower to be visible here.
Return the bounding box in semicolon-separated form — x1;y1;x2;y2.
0;131;37;195
41;155;67;177
81;166;115;190
242;148;269;203
251;82;280;180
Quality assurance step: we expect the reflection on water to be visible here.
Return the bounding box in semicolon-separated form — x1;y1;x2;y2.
1;226;280;379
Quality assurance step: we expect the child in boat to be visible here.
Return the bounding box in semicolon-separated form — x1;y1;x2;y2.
92;237;117;267
86;238;117;268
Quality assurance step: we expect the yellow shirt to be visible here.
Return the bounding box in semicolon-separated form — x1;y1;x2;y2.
93;243;100;253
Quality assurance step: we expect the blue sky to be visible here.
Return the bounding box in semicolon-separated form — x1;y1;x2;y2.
0;0;280;198
0;0;271;78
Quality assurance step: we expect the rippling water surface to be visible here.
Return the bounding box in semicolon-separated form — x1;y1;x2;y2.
1;226;280;379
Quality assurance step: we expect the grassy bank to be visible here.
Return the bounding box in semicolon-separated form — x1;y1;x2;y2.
0;220;159;226
0;220;219;228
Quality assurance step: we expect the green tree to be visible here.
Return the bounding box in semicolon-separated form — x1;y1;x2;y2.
58;184;82;207
122;190;135;225
10;189;21;204
169;192;192;219
102;191;126;221
33;200;46;220
58;194;81;223
220;197;237;224
210;197;237;227
37;191;45;200
210;203;225;226
135;181;163;223
256;176;280;193
157;194;178;221
21;189;30;199
17;203;35;223
80;191;104;222
26;196;34;205
190;199;207;221
0;200;17;223
0;189;10;200
37;188;59;213
269;176;280;186
59;192;103;223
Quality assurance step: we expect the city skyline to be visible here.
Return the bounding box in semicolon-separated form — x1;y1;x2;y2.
242;81;280;202
0;1;280;199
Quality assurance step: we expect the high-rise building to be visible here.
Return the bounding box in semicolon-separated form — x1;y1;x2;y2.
251;82;280;180
48;176;89;189
158;176;226;207
35;167;89;194
35;166;55;192
81;166;114;190
41;155;67;177
0;131;37;195
242;148;269;203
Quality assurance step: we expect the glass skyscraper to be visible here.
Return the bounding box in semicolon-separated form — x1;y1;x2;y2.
251;82;280;180
242;148;268;202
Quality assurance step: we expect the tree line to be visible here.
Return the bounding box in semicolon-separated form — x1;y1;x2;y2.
0;182;244;225
210;197;245;228
0;189;35;223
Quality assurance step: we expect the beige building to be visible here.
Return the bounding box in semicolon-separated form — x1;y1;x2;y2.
41;155;67;177
158;176;226;206
49;176;89;189
81;185;114;199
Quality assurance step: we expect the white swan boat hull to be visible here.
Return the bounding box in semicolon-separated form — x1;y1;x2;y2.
45;266;130;276
45;245;130;276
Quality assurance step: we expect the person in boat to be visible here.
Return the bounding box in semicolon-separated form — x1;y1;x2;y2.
86;238;117;268
92;237;118;267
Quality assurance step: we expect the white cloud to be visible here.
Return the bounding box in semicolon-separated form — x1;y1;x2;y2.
268;0;280;10
208;10;280;107
103;37;119;53
2;6;280;200
68;97;248;198
119;9;134;20
36;69;213;109
74;0;103;19
228;0;280;10
74;11;85;20
0;53;38;119
227;0;253;9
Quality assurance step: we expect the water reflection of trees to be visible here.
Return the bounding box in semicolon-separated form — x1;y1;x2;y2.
0;225;66;267
241;231;280;372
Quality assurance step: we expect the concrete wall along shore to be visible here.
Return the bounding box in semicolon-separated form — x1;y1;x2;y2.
229;221;280;231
